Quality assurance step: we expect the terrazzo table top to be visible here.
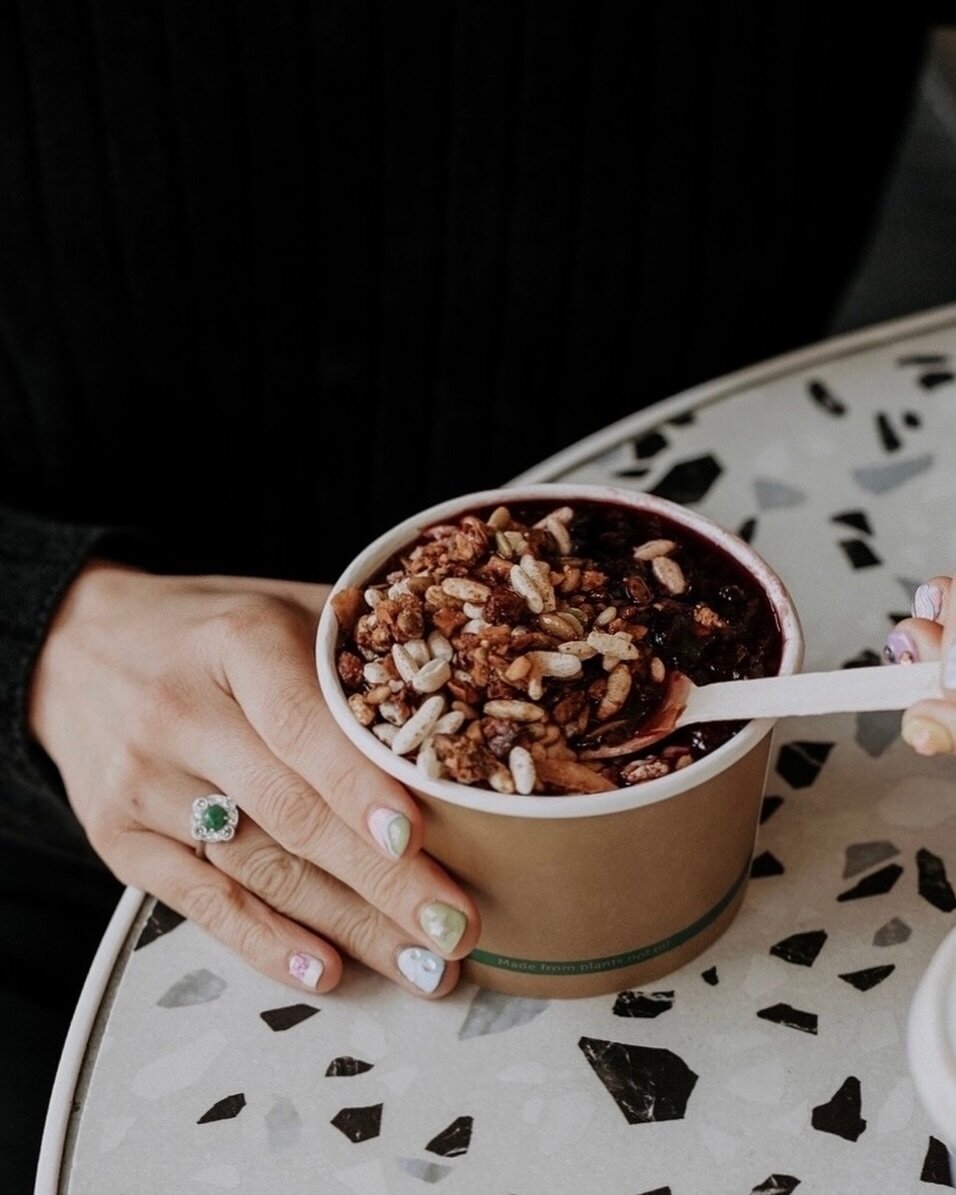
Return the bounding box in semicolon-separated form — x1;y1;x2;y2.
45;306;956;1194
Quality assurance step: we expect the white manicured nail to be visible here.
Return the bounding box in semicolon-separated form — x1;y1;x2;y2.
289;952;324;990
913;583;943;621
944;643;956;691
398;946;445;993
367;808;411;858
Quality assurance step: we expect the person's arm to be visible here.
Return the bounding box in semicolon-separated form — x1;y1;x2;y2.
892;576;956;755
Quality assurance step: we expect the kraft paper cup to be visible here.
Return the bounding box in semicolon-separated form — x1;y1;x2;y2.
909;928;956;1157
317;484;804;998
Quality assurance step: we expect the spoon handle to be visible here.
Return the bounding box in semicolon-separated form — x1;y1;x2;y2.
680;661;943;726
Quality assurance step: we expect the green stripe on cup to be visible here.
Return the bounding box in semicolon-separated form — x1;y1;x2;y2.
468;858;751;976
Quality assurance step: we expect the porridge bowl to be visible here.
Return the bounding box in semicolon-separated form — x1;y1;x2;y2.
317;484;803;997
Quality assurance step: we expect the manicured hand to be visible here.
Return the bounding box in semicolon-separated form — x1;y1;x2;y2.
29;563;479;996
886;576;956;756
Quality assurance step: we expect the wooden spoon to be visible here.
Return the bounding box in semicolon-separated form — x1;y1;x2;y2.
579;661;942;758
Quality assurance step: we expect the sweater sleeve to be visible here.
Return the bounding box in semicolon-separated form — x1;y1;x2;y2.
0;505;149;804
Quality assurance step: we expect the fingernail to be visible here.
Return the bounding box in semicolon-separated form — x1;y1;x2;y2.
883;630;918;665
289;952;324;990
398;946;445;993
945;643;956;690
902;717;953;756
913;583;944;621
368;808;411;859
419;901;467;953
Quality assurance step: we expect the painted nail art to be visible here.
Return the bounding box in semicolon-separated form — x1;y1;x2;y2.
913;583;944;622
883;630;918;665
419;902;467;953
367;808;411;859
902;717;953;756
289;952;324;990
398;946;445;993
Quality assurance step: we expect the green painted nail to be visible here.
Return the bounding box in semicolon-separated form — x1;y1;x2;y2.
419;901;467;953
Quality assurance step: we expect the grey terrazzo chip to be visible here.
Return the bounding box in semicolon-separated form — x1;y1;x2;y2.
917;848;956;912
398;1158;452;1183
197;1093;246;1124
770;930;827;967
157;969;226;1007
751;1177;801;1195
853;454;933;494
844;840;900;879
259;1003;319;1032
922;1136;955;1186
855;710;901;758
612;990;674;1018
578;1037;698;1124
874;917;912;946
331;1103;382;1143
426;1115;473;1158
811;1077;866;1141
266;1097;302;1152
458;990;549;1039
838;864;903;901
134;900;185;949
754;478;806;510
756;1003;818;1034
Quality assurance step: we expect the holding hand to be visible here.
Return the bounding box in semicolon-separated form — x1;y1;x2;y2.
888;576;956;756
28;564;479;997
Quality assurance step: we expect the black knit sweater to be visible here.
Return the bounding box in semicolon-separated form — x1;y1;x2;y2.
0;3;932;860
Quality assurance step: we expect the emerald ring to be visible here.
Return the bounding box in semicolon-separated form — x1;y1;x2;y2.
191;795;239;848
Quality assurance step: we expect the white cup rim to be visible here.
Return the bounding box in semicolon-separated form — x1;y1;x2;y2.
316;483;805;819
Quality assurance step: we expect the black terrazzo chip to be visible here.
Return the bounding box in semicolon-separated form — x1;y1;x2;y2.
331;1103;382;1143
838;864;903;901
898;354;948;366
751;852;785;878
904;411;922;428
839;539;881;569
669;411;696;425
752;1177;801;1195
426;1115;473;1157
812;1077;866;1141
918;848;956;912
775;741;834;788
738;517;757;544
260;1003;319;1032
808;379;847;415
839;965;895;991
770;930;827;967
920;371;955;390
701;967;719;986
637;1188;673;1195
757;1003;818;1034
649;454;722;504
760;795;784;823
831;510;873;535
135;901;186;949
922;1136;955;1186
842;649;881;669
325;1056;374;1077
197;1093;246;1124
876;413;902;452
634;430;669;458
613;990;674;1018
578;1037;698;1124
874;917;911;946
888;611;911;625
615;467;651;479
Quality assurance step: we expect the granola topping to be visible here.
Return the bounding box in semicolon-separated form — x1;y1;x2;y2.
334;500;781;795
